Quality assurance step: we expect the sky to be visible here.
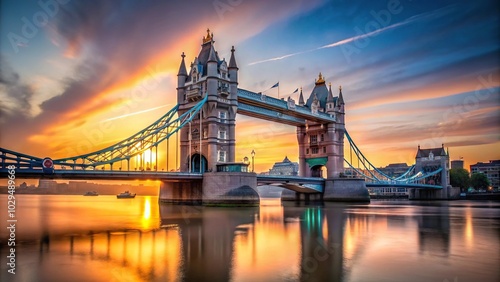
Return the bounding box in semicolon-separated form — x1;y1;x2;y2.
0;0;499;172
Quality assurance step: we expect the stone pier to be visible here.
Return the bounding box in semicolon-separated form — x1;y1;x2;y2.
408;185;460;200
202;172;260;206
159;171;260;206
282;178;370;202
323;178;370;202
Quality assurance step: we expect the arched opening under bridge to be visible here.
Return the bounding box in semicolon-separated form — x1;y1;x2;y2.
191;154;208;173
310;165;327;178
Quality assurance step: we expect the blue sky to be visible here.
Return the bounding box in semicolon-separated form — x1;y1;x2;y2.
0;0;498;170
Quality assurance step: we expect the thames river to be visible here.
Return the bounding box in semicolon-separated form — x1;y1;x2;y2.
0;195;499;282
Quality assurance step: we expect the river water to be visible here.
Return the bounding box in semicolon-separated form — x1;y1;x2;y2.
0;195;499;282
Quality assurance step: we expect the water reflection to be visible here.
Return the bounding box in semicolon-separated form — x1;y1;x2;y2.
0;196;499;282
159;205;258;282
417;204;450;256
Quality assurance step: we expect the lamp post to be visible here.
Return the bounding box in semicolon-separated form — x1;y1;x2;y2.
251;150;255;173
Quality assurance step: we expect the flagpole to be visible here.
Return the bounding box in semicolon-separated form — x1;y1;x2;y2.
278;83;280;99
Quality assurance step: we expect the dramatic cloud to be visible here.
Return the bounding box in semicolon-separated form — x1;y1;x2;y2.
0;0;498;170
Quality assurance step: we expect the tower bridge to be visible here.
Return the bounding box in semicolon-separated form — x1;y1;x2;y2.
0;29;458;204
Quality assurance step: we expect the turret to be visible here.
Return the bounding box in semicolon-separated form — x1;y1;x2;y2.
298;87;304;106
228;46;238;83
177;52;187;87
207;43;218;77
177;52;188;104
326;83;335;114
337;85;345;113
337;85;345;125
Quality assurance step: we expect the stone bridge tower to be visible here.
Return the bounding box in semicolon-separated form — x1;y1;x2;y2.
177;29;238;172
296;73;345;178
409;144;460;200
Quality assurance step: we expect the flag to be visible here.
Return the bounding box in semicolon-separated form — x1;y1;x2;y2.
270;82;279;88
292;88;298;94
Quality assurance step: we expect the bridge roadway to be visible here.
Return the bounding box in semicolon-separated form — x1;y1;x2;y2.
0;168;326;193
237;88;336;126
0;168;440;190
365;183;442;189
0;169;203;181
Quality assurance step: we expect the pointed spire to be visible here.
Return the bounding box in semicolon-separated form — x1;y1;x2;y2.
208;44;217;62
338;85;344;105
178;52;187;76
203;28;213;44
315;72;325;85
327;82;334;102
298;87;304;106
229;46;238;69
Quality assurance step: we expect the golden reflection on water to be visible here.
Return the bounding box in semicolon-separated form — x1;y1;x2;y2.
232;199;301;281
1;196;499;282
141;196;154;230
464;206;474;249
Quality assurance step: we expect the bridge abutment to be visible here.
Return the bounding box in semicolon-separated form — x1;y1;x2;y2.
323;178;370;202
281;178;370;202
202;172;260;206
159;180;203;205
408;185;460;200
160;172;260;206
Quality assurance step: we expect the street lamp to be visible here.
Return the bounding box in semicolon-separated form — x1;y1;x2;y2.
243;156;249;164
251;150;256;172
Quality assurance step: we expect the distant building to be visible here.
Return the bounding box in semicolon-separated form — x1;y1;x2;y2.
451;160;464;169
38;179;58;189
470;160;500;189
367;163;412;197
269;156;299;176
379;163;410;177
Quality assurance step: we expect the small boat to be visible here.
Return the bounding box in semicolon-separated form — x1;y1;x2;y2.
117;191;136;199
84;191;99;196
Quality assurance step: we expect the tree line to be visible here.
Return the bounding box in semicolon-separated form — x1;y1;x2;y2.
450;168;490;192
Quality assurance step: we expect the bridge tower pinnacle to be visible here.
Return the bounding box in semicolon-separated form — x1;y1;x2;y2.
177;29;237;172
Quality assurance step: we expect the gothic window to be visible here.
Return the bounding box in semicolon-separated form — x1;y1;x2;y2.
219;111;227;123
192;129;199;140
312;147;319;154
323;147;326;153
218;130;226;140
218;150;226;162
320;134;324;142
429;152;434;160
306;148;309;154
192;69;198;83
310;135;317;144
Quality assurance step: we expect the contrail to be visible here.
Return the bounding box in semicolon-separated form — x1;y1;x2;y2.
101;105;170;122
248;6;454;66
248;50;311;66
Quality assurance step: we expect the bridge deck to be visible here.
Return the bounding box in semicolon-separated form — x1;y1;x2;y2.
0;169;203;181
237;88;336;125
